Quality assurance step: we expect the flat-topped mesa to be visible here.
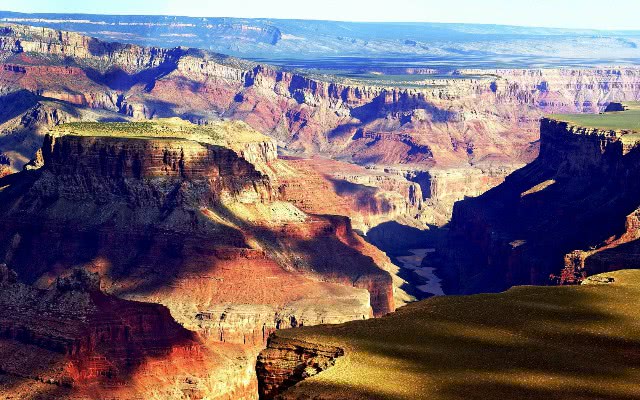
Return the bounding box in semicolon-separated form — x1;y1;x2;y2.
43;118;278;205
543;101;640;157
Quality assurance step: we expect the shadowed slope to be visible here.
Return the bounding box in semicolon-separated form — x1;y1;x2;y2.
438;103;640;294
258;270;640;400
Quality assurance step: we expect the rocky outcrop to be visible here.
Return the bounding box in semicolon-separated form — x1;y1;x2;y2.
442;106;640;294
0;265;207;390
256;336;344;399
3;24;640;229
0;91;93;173
0;120;397;348
0;263;266;399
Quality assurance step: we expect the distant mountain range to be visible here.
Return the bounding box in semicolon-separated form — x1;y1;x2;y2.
1;10;639;71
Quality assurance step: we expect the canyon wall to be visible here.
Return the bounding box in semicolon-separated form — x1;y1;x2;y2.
2;24;640;228
0;121;397;342
441;106;640;294
40;132;276;204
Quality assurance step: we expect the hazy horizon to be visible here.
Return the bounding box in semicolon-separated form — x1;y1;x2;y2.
0;0;637;31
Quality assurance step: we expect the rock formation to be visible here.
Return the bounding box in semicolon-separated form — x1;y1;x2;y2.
1;24;640;228
0;119;399;343
0;118;409;397
440;103;640;294
256;336;344;399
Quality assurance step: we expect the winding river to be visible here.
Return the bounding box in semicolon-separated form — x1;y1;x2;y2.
396;248;444;296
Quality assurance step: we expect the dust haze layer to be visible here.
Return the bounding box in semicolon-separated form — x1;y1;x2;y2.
1;10;640;72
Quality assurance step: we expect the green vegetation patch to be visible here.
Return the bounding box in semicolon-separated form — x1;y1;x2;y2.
51;118;271;147
276;270;640;400
549;102;640;132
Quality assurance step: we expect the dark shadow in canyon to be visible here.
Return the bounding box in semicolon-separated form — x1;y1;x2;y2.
84;61;179;92
364;220;449;299
350;95;457;124
365;220;444;254
439;135;640;295
582;238;640;276
0;90;39;122
208;204;395;316
326;177;393;215
0;90;43;167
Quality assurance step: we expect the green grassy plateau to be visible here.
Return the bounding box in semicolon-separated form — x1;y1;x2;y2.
549;102;640;132
51;118;270;146
277;270;640;400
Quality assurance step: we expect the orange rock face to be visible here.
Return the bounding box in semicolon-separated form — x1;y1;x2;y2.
0;266;236;399
0;121;403;398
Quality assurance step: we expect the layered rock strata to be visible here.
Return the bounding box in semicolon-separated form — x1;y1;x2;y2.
256;336;344;399
0;120;396;347
2;24;640;228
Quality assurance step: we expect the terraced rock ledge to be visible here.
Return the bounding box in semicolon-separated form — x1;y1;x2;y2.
0;118;406;398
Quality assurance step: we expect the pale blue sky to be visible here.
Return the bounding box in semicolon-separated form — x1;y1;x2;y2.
0;0;637;31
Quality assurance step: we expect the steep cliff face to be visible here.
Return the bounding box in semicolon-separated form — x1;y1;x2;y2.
39;133;276;206
3;24;640;230
158;60;640;168
256;336;344;399
0;120;397;346
442;104;640;294
0;24;185;73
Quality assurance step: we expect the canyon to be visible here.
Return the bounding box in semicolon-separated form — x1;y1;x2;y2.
0;118;407;398
252;104;640;399
0;19;640;400
1;23;640;234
